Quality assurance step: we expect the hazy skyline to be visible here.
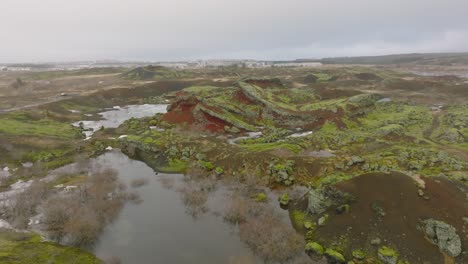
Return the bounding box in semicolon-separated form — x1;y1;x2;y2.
1;0;468;63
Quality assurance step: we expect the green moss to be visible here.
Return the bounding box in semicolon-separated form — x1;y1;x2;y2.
378;246;399;257
241;142;302;153
324;248;346;262
352;249;366;260
313;73;333;82
304;220;316;230
254;192;267;202
183;86;220;95
318;214;329;226
0;229;101;264
305;242;324;255
278;193;289;206
376;124;405;136
290;210;307;229
160;159;187;173
0;113;82;139
198;160;215;170
319;121;339;134
214;166;224;176
305;230;314;241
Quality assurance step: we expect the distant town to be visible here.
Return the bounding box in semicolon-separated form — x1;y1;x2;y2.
0;59;322;72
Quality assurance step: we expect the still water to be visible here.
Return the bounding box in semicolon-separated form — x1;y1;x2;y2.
92;151;255;264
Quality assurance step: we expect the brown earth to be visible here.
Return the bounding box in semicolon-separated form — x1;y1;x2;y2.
314;172;468;264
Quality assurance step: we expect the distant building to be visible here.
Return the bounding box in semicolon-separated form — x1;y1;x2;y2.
273;62;322;67
1;66;7;71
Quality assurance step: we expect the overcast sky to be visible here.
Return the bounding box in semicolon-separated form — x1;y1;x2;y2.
1;0;468;62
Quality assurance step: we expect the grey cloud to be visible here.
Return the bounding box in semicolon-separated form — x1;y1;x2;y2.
0;0;467;62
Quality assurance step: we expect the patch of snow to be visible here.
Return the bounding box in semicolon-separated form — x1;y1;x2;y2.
69;109;81;113
288;131;313;138
149;126;165;132
105;146;113;151
65;185;78;191
22;162;33;168
228;132;262;144
118;135;128;139
0;219;12;229
377;98;392;103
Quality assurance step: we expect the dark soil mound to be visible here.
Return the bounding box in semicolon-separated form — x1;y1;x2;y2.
243;77;284;89
316;172;468;263
304;74;319;84
354;73;383;81
314;87;361;100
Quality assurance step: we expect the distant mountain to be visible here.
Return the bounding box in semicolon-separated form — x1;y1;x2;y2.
314;52;468;66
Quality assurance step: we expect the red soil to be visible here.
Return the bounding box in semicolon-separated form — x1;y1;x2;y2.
234;89;256;105
201;111;230;133
301;108;347;130
162;96;232;133
162;96;198;125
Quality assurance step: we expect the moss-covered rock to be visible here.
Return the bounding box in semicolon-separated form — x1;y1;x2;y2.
278;193;289;206
254;192;267;202
378;246;399;264
324;248;346;263
307;188;330;215
305;242;324;256
422;219;461;257
352;249;366;260
304;220;316;230
198;160;215;170
214;166;224;176
336;204;350;214
269;160;295;186
318;214;329;226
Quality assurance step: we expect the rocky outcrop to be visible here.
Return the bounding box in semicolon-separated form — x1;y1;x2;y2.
307;189;330;215
422;219;462;257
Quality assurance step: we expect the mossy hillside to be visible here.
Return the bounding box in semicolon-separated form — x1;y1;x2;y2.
182;85;228;97
431;104;468;152
114;98;467;188
0;112;82;139
358;103;432;137
0;229;102;264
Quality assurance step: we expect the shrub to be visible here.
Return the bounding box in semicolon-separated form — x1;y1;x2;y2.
239;209;305;262
8;181;49;228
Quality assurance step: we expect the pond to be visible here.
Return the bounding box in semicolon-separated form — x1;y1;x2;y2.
91;151;256;264
73;104;168;139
